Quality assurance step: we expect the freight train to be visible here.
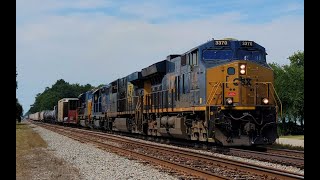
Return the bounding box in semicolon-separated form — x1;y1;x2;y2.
28;38;282;146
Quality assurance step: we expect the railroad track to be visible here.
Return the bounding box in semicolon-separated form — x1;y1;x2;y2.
264;148;304;159
80;125;305;169
148;138;304;169
102;126;304;169
34;122;304;180
216;147;304;169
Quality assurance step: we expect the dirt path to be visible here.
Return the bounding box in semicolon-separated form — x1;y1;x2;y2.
16;122;82;180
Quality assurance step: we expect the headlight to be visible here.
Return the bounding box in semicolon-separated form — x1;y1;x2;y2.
240;69;246;74
240;64;246;69
226;98;233;105
262;98;269;104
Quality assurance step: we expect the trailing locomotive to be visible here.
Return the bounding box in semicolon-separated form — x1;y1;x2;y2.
31;38;281;146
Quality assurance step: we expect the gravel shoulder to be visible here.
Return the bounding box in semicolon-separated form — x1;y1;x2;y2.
31;123;178;180
21;122;303;179
276;138;304;147
16;122;81;180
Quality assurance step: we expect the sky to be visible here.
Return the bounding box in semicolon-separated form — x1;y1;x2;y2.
16;0;304;114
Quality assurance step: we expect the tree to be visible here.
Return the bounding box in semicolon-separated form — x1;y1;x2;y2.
269;63;288;124
288;51;304;67
97;84;105;88
269;50;304;135
16;99;23;123
287;51;304;128
16;69;23;122
28;79;93;114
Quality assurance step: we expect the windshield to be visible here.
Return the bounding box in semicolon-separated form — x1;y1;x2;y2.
202;49;233;60
237;50;265;62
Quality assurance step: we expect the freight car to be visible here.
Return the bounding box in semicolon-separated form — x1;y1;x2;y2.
34;38;281;147
29;112;40;121
57;98;79;125
39;111;45;122
43;106;57;123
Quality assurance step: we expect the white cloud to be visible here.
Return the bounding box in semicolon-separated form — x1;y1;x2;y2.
282;2;304;13
16;0;112;19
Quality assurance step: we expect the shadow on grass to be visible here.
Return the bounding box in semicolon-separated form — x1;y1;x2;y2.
16;122;29;129
269;143;304;151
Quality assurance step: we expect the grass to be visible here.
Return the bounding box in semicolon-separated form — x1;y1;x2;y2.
279;135;304;140
268;143;304;151
16;122;47;179
16;122;47;152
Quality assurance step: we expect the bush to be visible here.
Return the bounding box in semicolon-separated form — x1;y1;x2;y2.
277;122;304;136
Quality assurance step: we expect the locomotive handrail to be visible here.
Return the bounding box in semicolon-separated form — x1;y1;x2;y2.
206;82;222;106
255;82;282;118
135;98;141;111
206;82;222;122
205;81;282;118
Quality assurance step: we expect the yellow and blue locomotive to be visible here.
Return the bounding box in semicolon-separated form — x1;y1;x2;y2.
76;38;281;146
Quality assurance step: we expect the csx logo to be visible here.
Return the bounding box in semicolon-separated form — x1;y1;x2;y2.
233;77;252;86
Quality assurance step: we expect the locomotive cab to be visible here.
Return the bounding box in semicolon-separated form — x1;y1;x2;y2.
204;39;281;146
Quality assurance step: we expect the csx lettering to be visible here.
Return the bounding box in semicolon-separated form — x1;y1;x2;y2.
242;41;253;46
215;40;228;46
233;77;252;86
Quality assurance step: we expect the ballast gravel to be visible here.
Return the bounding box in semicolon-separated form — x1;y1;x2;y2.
117;134;305;175
31;123;304;178
115;135;304;175
31;124;178;180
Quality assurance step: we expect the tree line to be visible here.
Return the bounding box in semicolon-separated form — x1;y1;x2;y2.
269;51;304;135
27;79;93;114
16;70;23;123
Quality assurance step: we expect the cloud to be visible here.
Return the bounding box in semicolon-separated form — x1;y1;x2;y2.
16;0;112;12
16;0;304;113
281;2;304;13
